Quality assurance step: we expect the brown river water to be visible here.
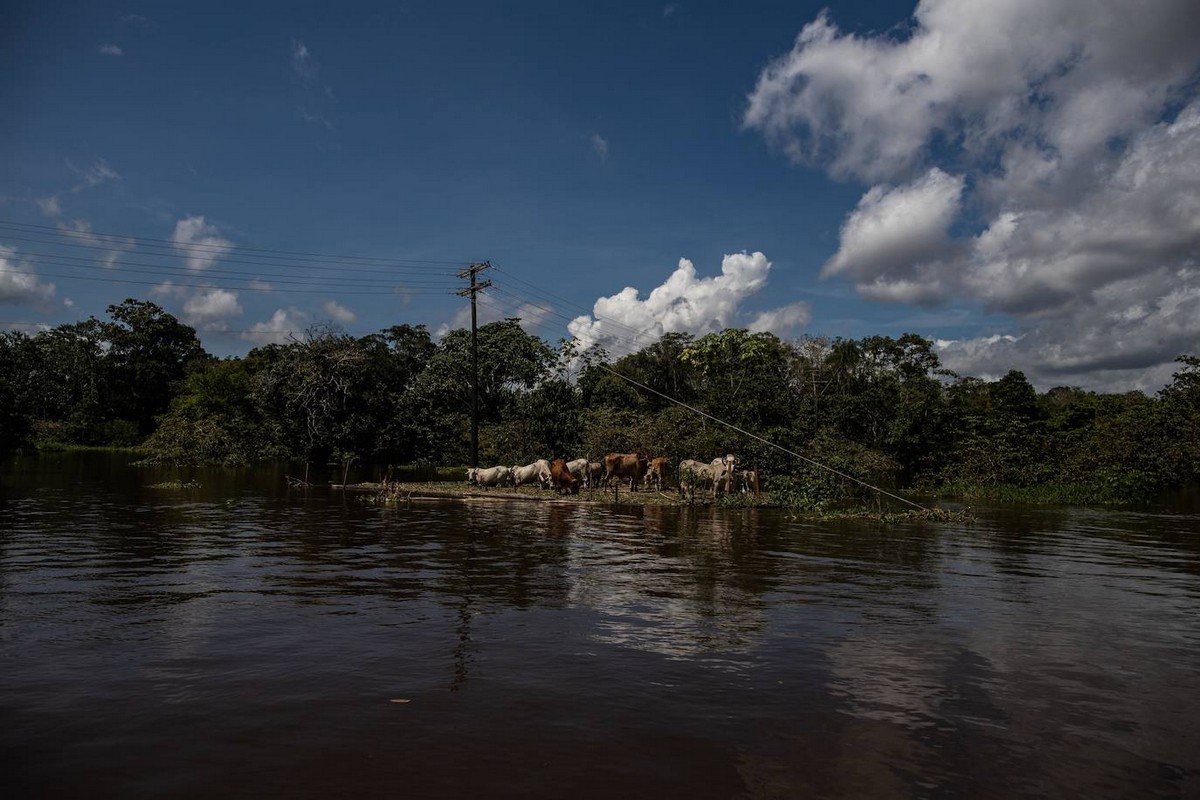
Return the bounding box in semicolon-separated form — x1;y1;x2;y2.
2;453;1199;798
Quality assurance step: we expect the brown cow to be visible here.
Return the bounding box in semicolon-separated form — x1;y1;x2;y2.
549;458;580;495
603;452;648;491
646;456;670;490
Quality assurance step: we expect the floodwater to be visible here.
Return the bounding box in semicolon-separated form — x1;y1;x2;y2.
2;453;1198;799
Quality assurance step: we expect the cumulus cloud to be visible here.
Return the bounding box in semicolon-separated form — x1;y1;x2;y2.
569;252;809;356
0;246;56;306
747;302;811;337
182;289;243;328
744;0;1200;388
823;167;964;304
171;215;234;271
149;283;242;329
591;133;609;162
98;43;123;56
321;300;357;324
242;308;310;346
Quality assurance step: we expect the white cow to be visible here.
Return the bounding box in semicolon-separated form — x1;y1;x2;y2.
565;458;589;485
709;454;737;494
678;454;737;499
467;465;513;488
511;459;552;488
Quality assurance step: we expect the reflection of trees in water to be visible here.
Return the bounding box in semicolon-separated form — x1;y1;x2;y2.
565;505;779;659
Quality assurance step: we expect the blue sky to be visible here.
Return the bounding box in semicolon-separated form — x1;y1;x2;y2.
3;1;1199;391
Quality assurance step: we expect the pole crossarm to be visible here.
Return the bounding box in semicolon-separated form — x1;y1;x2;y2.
454;278;491;297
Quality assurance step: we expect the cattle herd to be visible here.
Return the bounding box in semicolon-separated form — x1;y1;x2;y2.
465;453;760;498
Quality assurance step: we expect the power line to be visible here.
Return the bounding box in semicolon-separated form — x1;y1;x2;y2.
0;267;455;295
0;218;475;266
0;233;460;276
2;254;459;289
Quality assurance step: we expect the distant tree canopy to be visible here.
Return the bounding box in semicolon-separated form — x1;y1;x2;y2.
2;297;1199;503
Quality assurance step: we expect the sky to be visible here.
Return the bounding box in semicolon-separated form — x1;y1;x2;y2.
2;0;1198;392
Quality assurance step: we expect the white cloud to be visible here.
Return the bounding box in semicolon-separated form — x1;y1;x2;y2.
570;252;810;356
321;300;357;324
591;133;609;162
744;0;1200;387
747;302;811;337
0;246;56;306
182;289;243;328
248;279;274;292
823;168;964;304
745;1;1200;184
242;308;309;346
171;215;234;271
150;283;242;328
98;43;123;56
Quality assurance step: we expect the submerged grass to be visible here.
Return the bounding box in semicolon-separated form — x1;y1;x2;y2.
356;480;972;522
36;441;146;455
148;479;202;489
932;482;1131;506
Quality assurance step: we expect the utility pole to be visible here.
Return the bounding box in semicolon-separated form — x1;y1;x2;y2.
456;261;491;468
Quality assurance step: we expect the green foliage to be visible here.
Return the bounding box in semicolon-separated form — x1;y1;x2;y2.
9;295;1200;504
0;332;36;453
144;358;282;465
101;299;211;434
25;320;111;443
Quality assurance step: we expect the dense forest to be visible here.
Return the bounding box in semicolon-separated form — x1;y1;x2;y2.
3;298;1199;505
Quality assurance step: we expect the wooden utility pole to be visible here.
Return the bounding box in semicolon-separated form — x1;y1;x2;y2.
456;261;491;468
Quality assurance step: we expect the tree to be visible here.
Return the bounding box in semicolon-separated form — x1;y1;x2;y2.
408;319;555;463
100;299;210;435
0;331;36;453
26;320;111;443
679;329;793;428
602;332;699;412
354;325;436;462
1160;355;1200;410
251;325;367;468
144;358;282;465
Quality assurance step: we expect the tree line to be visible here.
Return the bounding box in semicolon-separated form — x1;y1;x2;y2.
2;298;1198;504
